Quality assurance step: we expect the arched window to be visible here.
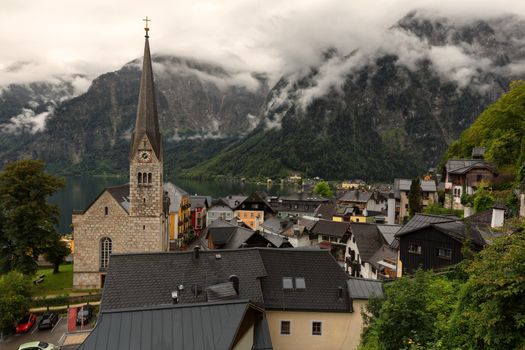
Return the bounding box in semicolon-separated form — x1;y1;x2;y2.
104;207;108;215
100;237;112;269
148;173;152;183
142;173;148;184
138;172;142;184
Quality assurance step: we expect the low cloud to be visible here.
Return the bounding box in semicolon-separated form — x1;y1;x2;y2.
0;106;54;134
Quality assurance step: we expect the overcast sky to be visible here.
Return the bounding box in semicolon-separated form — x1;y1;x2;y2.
2;0;525;88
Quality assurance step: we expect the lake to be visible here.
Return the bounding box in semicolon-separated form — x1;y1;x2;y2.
49;176;295;234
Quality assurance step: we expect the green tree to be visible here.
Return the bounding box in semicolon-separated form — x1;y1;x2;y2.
472;189;495;213
0;271;32;336
443;230;525;349
408;177;422;217
313;181;333;198
0;159;64;275
44;239;71;274
361;270;458;350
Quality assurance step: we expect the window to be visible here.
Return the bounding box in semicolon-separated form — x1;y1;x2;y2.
408;244;422;254
295;277;306;289
148;173;152;183
104;207;108;215
477;174;483;182
250;212;254;218
138;172;142;184
437;248;452;259
280;321;291;335
312;321;322;336
100;237;112;269
322;235;329;241
282;277;293;289
453;187;461;197
142;173;148;184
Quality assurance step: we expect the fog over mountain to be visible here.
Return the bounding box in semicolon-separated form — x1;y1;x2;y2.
2;2;525;179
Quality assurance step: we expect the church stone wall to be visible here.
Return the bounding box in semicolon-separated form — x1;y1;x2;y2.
73;191;166;289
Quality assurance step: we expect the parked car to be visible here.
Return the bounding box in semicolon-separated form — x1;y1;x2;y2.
18;341;56;350
15;313;36;333
76;304;95;325
38;311;58;330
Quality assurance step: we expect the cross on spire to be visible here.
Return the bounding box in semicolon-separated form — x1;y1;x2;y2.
143;16;151;37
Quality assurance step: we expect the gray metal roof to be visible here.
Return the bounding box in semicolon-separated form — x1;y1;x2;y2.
376;224;402;245
396;213;457;236
79;300;271;350
347;278;383;299
393;179;436;198
164;183;188;212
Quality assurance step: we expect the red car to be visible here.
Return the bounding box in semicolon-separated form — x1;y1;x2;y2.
15;313;36;334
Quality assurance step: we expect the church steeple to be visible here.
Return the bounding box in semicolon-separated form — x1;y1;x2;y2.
130;21;162;161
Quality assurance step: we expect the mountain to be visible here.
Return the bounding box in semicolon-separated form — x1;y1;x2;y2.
185;12;525;181
0;56;268;175
444;80;525;176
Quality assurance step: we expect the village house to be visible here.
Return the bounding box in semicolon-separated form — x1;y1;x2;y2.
393;213;488;275
203;218;282;250
392;178;438;223
443;149;497;210
345;223;397;280
207;199;233;225
79;248;378;350
190;195;211;234
165;183;191;245
309;219;352;266
234;192;275;230
260;215;311;248
269;192;330;219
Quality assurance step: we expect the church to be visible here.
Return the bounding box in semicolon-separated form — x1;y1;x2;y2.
73;25;169;289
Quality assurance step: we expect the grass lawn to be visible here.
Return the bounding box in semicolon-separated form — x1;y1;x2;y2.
32;263;73;297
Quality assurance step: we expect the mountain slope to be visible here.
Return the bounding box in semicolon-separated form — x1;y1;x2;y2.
0;56;268;174
185;13;525;181
445;80;525;174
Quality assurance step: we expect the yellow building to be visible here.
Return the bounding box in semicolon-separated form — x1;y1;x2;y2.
165;183;191;241
235;209;264;229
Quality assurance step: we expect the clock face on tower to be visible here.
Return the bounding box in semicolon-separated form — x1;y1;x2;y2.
139;150;152;162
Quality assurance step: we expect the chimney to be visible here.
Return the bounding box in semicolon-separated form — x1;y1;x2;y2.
464;204;473;218
171;290;179;304
193;246;200;259
491;204;506;228
387;194;396;225
229;275;240;295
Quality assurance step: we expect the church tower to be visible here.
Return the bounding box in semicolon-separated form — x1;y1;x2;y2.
129;24;164;220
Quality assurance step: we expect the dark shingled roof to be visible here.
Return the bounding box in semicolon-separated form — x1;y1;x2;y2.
130;36;162;161
76;184;130;215
311;220;351;238
350;223;384;262
79;300;272;350
338;190;373;203
314;203;336;219
347;278;383;299
190;195;211;210
258;249;351;312
101;248;351;313
101;250;267;310
445;159;494;175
